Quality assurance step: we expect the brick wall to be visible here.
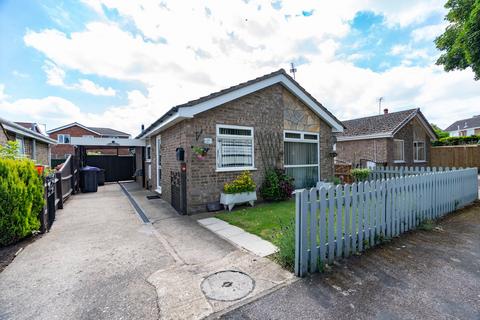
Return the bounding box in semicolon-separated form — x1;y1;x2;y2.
36;142;50;166
49;125;130;158
336;116;431;167
0;127;7;145
49;125;96;158
152;84;336;214
391;117;431;166
336;138;389;166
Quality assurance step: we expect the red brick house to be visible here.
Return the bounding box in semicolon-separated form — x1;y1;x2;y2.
47;122;131;160
136;69;344;214
336;108;437;167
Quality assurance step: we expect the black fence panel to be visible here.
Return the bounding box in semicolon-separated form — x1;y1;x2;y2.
86;155;135;182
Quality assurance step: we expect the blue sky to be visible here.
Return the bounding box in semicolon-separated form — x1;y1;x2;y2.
1;0;479;135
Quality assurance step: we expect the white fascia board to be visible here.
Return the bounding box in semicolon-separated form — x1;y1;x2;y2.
3;123;57;144
141;74;344;137
337;133;393;141
392;113;437;141
180;74;344;132
46;122;101;135
70;137;146;147
141;113;190;138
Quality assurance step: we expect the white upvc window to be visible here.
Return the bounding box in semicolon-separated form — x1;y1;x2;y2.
413;141;426;162
393;139;404;163
284;130;320;189
145;144;152;162
16;136;25;156
57;134;71;144
216;124;255;172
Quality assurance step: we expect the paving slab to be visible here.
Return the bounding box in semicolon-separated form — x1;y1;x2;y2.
198;217;278;257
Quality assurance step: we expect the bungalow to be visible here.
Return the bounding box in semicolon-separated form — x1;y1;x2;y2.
335;108;437;167
445;115;480;137
0;117;56;166
137;69;344;214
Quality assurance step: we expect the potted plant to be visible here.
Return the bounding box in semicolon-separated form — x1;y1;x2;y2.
220;171;257;211
192;146;209;160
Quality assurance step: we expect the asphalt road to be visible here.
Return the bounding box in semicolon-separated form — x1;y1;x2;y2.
223;202;480;320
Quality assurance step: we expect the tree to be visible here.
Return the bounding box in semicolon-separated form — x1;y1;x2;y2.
435;0;480;80
431;123;450;139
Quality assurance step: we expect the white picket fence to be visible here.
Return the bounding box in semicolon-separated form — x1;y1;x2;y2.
295;167;479;277
368;166;454;181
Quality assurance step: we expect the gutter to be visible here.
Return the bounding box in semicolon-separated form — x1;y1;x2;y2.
0;116;57;145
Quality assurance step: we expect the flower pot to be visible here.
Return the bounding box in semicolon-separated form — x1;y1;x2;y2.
220;191;257;212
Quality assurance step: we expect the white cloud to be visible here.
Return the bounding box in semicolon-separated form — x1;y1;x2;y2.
0;85;148;134
42;60;116;96
76;79;116;96
9;0;479;135
411;22;448;42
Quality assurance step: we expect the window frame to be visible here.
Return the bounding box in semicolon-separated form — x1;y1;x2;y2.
393;139;405;163
57;134;71;144
145;144;152;162
413;140;426;163
216;124;255;172
283;130;320;187
15;136;25;156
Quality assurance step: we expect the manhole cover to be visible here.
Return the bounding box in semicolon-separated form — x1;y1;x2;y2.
201;270;255;301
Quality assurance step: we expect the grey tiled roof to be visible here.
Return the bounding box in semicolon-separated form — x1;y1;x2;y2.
88;127;130;137
137;69;344;138
444;115;480;131
339;109;419;137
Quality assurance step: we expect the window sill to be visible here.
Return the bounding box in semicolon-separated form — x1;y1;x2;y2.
414;160;426;163
216;167;257;173
146;159;152;163
393;160;405;163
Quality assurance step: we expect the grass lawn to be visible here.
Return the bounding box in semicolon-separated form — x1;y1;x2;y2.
215;200;295;241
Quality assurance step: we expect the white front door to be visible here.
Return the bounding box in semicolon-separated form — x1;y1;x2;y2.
156;136;162;193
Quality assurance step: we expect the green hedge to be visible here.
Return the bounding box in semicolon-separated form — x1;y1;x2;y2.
432;135;480;146
0;158;44;246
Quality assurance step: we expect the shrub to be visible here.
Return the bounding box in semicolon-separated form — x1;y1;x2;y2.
350;168;371;182
271;219;295;271
431;135;480;146
223;171;256;194
0;141;20;159
260;168;295;201
0;158;44;246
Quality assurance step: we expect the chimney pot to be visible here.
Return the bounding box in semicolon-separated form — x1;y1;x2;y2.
141;124;145;131
383;108;388;114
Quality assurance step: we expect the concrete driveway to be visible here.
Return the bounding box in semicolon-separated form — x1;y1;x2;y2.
0;184;175;320
222;202;480;320
0;183;292;320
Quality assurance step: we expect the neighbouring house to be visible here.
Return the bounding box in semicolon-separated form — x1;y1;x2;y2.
445;115;480;137
336;108;437;167
47;122;131;160
136;69;344;214
0;117;56;166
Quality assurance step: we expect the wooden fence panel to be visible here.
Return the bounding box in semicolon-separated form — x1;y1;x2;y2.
295;167;479;277
431;145;480;169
